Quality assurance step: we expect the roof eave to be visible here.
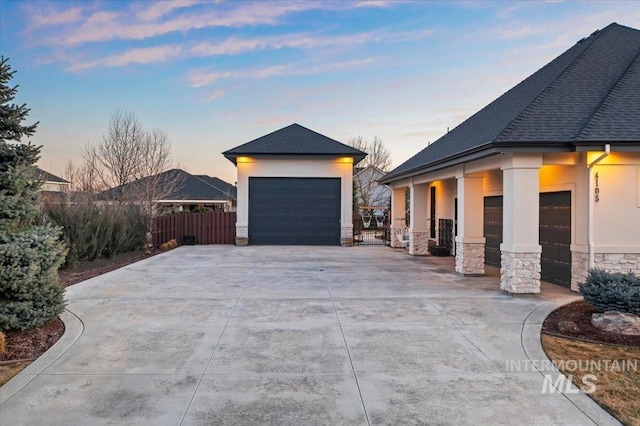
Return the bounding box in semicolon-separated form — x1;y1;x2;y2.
223;152;367;166
380;141;586;185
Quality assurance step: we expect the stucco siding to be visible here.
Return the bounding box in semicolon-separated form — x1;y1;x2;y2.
236;157;353;239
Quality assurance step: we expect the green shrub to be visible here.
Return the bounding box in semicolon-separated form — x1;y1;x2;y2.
578;268;640;315
0;227;67;330
45;201;146;266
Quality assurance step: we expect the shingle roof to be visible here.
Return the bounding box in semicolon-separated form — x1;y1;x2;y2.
195;175;237;199
100;169;236;202
35;167;69;183
382;23;640;183
223;123;367;164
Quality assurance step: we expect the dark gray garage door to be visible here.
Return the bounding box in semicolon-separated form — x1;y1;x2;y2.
249;177;341;245
540;191;571;287
484;196;503;267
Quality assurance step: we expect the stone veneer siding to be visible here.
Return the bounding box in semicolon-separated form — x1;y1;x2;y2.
500;251;541;293
390;227;402;248
571;252;640;291
341;226;354;247
594;253;640;274
455;242;485;275
409;231;429;255
235;225;249;246
571;251;589;291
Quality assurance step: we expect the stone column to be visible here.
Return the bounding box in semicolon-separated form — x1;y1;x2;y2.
235;225;249;246
409;183;429;255
390;186;407;248
455;175;485;275
571;251;589;291
500;154;542;293
341;226;354;247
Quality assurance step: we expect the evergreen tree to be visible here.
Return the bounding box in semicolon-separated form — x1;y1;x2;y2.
0;57;66;331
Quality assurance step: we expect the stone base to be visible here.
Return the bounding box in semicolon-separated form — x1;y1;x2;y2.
236;225;248;238
390;227;407;248
500;251;541;294
455;242;485;275
235;237;249;246
341;238;353;247
595;253;640;274
340;227;354;247
571;251;589;292
409;231;429;256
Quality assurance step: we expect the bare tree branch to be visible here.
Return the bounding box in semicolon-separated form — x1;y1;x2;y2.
349;135;392;209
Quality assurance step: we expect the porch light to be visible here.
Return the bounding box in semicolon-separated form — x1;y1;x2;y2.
338;157;354;163
236;156;252;163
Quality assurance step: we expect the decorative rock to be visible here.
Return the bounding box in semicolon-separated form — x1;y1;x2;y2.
500;251;541;293
591;311;640;336
558;320;580;333
409;231;429;256
455;242;485;275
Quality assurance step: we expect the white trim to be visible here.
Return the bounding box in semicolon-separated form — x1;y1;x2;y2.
592;246;640;254
500;243;542;253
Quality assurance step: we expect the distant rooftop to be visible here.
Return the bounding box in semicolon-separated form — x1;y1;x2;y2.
35;167;69;183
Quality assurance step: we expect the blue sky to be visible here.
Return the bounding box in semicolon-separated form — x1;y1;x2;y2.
2;0;640;184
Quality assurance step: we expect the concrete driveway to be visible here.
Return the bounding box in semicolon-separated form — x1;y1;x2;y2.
0;246;620;425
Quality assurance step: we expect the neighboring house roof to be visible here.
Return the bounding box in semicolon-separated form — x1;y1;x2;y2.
100;169;236;202
223;123;367;164
194;175;237;199
353;165;387;178
382;22;640;183
35;167;69;183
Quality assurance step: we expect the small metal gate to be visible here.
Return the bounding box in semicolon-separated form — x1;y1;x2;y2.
354;206;389;246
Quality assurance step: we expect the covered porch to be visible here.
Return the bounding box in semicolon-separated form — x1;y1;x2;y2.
388;152;589;294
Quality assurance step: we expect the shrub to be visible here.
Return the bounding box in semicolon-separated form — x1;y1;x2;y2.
578;268;640;315
45;201;146;267
0;227;67;330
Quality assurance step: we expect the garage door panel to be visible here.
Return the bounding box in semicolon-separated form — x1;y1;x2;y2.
249;177;341;245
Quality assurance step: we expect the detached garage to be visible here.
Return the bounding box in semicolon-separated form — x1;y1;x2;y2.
223;124;366;246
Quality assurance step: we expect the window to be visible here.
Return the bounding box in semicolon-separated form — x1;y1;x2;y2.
430;186;436;238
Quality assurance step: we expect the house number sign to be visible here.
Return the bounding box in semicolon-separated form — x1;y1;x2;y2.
594;172;600;203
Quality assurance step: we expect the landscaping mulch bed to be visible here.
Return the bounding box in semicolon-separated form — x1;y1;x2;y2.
1;319;65;363
542;300;640;347
58;249;159;287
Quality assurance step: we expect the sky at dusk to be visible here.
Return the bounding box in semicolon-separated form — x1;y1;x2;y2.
2;0;640;184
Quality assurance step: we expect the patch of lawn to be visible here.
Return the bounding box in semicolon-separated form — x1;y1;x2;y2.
542;334;640;426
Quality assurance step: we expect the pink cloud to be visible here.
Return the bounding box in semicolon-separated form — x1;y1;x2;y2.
66;45;182;71
28;6;83;28
135;0;202;22
187;57;379;87
190;29;433;57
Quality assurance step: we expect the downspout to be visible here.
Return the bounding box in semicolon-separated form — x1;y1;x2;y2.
587;144;611;269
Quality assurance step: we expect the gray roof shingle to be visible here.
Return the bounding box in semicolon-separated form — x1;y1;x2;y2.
223;123;366;164
100;169;236;202
383;23;640;183
35;167;69;183
195;175;237;198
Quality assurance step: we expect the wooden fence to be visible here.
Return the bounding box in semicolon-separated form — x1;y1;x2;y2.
153;211;236;247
